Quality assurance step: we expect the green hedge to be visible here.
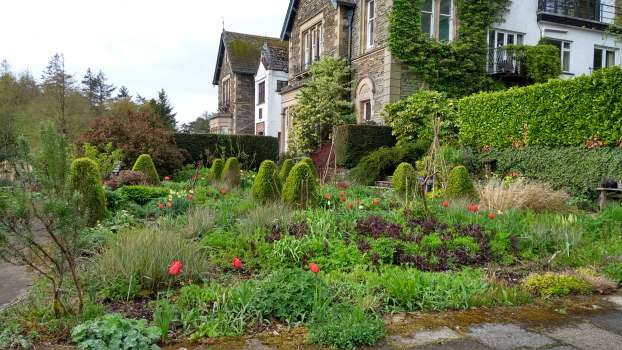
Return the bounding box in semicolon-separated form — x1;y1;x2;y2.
335;125;396;168
487;146;622;201
459;67;622;148
174;133;278;170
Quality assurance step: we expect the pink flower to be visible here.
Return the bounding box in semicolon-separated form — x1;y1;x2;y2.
164;176;171;181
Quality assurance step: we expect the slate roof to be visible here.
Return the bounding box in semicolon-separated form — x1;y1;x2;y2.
280;0;356;40
212;31;287;85
261;42;289;72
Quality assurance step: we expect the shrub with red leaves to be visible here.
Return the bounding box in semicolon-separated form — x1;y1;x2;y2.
105;170;146;189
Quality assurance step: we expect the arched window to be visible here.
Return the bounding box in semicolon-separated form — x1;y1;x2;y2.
355;78;375;123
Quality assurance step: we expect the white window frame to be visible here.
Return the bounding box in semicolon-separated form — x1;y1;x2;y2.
487;29;525;73
438;0;454;42
366;0;375;49
362;100;372;122
594;46;617;70
545;38;572;73
421;0;435;38
302;22;323;70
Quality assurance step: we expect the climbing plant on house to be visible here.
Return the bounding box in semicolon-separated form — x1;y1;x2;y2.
289;58;355;154
389;0;511;98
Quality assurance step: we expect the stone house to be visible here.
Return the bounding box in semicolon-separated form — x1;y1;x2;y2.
211;31;288;135
278;0;434;153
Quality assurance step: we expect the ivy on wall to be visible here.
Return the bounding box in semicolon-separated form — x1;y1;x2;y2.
389;0;511;98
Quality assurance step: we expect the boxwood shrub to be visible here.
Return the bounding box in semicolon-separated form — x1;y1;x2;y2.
278;159;294;184
486;146;622;201
209;158;225;181
132;154;159;185
335;124;396;168
69;157;106;226
393;162;416;197
251;160;281;203
349;141;429;185
459;66;622;148
445;166;478;200
283;162;318;208
174;133;278;170
222;157;241;187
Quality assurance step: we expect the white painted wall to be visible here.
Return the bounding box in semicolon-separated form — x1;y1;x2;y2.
255;62;288;138
493;0;622;76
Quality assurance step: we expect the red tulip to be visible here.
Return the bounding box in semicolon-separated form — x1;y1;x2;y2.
441;201;449;208
372;199;380;206
489;211;495;220
168;260;183;276
309;263;320;274
347;202;353;210
339;196;347;203
187;194;193;201
233;257;243;270
324;193;331;201
158;203;165;210
220;187;228;195
164;176;171;181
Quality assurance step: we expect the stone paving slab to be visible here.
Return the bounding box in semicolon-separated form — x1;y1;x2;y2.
608;295;622;310
545;322;622;350
409;339;494;350
466;323;557;350
589;311;622;334
388;327;462;347
0;263;32;309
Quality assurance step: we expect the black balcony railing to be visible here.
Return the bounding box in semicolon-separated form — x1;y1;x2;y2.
487;46;527;76
538;0;620;24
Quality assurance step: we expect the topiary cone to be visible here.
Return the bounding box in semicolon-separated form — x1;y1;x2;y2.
252;160;281;203
222;157;241;187
209;158;225;181
393;162;416;198
282;162;318;208
445;165;478;199
132;154;159;185
278;159;294;185
70;157;107;226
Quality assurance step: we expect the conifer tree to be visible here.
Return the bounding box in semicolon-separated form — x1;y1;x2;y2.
41;53;75;134
116;86;131;100
149;89;177;129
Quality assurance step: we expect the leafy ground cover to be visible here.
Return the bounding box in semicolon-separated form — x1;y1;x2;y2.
1;160;621;350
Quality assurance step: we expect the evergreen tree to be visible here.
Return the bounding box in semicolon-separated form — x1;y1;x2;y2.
181;111;211;133
150;89;177;129
81;68;98;110
95;70;115;110
116;86;131;100
41;53;76;134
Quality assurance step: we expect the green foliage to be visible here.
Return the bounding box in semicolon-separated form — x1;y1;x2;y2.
82;142;123;179
521;273;593;297
459;67;622;148
132;154;159;185
282;162;318;208
69;158;106;226
488;146;622;200
118;186;169;205
392;162;416;197
251;160;281;203
299;157;318;178
505;43;561;83
209;158;225;181
445;166;477;199
334;124;397;168
71;314;160;350
389;0;511;97
174;133;278;170
308;304;385;349
604;262;622;285
222;157;241;187
289;57;355;154
383;90;457;144
153;300;176;341
253;269;328;324
349;141;429;185
278;159;294;184
36;123;71;196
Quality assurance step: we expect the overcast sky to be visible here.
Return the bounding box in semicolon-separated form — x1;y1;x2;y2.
0;0;289;124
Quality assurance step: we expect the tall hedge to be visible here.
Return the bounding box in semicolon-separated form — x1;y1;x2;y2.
174;133;278;170
69;158;106;226
459;67;622;148
283;162;318;208
335;124;396;168
132;154;159;185
252;160;281;203
222;157;241;187
487;146;622;200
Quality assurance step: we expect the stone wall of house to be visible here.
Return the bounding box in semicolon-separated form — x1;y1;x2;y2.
218;52;232;108
233;73;256;134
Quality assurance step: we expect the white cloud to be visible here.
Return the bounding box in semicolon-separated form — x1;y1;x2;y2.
0;0;289;123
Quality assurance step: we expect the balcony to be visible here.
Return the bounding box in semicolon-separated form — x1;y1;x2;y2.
487;46;527;76
538;0;621;31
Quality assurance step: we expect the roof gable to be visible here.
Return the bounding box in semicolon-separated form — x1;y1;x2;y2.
213;31;287;85
260;43;289;73
280;0;356;40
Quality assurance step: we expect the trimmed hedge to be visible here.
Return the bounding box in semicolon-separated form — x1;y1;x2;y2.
393;162;416;197
459;66;622;148
118;186;169;205
487;146;622;201
445;166;478;200
283;162;318;209
132;154;159;185
335;124;397;168
349;141;429;185
174;133;278;170
251;160;281;203
69;158;106;226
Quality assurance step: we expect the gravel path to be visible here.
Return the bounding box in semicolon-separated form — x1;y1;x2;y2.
0;262;33;310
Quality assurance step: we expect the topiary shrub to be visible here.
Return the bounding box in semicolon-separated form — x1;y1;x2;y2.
299;157;318;178
222;157;241;187
69;158;107;226
278;159;294;184
252;160;281;204
349;141;429;185
393;162;416;198
282;162;318;208
209;158;225;181
445;166;477;199
132;154;159;185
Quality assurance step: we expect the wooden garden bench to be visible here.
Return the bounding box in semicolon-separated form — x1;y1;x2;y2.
597;187;622;211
